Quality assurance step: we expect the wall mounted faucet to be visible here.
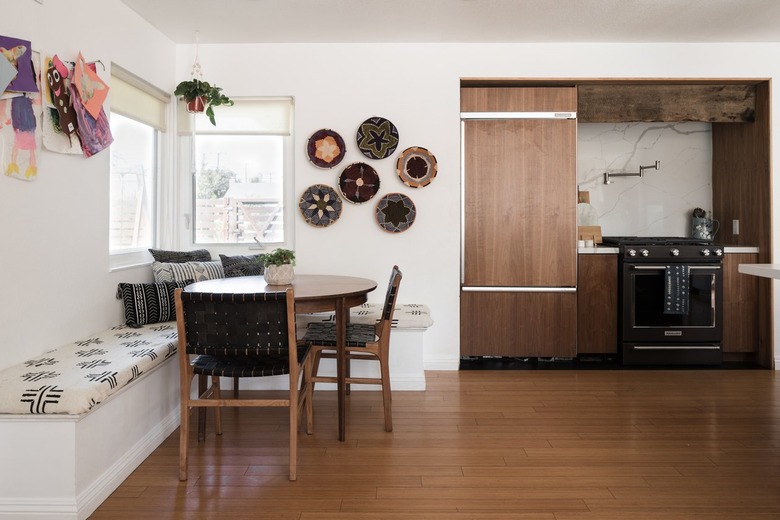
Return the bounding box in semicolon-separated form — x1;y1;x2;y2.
603;160;660;184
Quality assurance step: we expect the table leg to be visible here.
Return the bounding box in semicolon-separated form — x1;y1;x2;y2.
335;298;347;441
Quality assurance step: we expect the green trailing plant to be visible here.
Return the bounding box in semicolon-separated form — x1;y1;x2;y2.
173;78;233;126
261;248;296;267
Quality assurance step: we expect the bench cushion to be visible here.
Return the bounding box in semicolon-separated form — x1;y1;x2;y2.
296;303;433;332
0;323;178;415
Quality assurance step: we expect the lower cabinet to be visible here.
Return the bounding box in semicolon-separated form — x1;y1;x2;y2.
722;253;759;353
460;291;576;358
576;254;618;354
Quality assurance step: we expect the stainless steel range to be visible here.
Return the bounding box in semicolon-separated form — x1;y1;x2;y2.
602;237;724;366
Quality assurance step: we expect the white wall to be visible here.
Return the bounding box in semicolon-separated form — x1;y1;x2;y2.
2;4;779;373
0;1;176;370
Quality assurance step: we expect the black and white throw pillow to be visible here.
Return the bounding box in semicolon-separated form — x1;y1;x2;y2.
219;254;265;278
148;248;212;263
116;280;193;327
152;261;225;283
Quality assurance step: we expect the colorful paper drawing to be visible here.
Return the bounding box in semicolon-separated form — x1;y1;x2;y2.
0;34;38;93
1;52;42;180
0;54;17;94
70;82;112;158
73;53;108;119
41;54;80;153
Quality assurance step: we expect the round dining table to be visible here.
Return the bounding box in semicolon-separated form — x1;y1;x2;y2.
185;274;378;441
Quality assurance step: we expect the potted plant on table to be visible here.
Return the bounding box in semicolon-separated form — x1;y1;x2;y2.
261;248;296;285
173;78;233;126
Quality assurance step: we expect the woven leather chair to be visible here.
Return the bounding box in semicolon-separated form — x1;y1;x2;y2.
302;265;402;432
174;288;312;481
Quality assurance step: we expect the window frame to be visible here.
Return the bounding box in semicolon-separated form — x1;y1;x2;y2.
108;65;170;271
177;96;295;254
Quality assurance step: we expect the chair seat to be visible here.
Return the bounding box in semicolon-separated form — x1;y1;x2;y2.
303;322;377;347
192;345;310;378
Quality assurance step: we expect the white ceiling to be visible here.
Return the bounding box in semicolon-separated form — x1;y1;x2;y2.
120;0;780;44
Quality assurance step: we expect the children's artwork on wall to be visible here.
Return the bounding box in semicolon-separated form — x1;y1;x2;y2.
0;51;42;180
41;53;81;154
0;34;37;94
70;77;112;157
73;52;107;119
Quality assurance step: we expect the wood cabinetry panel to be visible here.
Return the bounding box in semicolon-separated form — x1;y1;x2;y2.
577;254;618;354
722;253;759;353
460;291;576;358
462;118;576;287
460;87;576;112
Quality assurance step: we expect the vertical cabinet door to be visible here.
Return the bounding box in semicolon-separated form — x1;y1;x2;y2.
462;117;577;287
722;253;758;353
576;254;618;354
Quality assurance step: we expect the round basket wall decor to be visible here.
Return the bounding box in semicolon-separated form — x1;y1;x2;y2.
356;116;399;160
306;128;346;168
338;162;381;204
299;184;343;227
397;146;437;188
375;192;416;233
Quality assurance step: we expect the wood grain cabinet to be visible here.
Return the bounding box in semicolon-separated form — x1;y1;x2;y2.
460;87;577;358
576;254;618;354
722;253;759;354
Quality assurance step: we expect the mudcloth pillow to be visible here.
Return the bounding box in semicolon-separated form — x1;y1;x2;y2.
219;254;265;278
148;248;212;263
152;260;225;283
117;279;193;327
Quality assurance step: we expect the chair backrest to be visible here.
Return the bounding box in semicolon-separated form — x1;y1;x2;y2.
175;288;298;364
376;265;402;337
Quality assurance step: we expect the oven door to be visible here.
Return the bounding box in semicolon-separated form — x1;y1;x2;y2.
622;262;722;343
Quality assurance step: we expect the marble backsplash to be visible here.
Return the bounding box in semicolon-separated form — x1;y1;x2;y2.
577;122;713;238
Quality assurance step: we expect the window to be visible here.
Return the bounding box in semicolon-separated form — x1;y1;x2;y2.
183;97;293;247
109;65;169;268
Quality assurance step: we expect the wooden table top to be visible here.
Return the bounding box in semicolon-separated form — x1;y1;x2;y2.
185;274;378;303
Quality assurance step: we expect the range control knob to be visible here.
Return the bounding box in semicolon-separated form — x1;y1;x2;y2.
670;248;680;257
640;249;649;257
627;249;637;257
701;249;711;256
714;248;723;256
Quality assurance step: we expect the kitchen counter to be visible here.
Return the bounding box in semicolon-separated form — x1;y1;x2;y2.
578;246;619;254
738;264;780;280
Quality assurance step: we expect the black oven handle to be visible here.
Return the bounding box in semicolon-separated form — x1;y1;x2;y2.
630;265;721;270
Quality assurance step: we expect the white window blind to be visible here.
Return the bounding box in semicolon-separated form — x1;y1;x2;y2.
110;65;169;131
178;97;292;135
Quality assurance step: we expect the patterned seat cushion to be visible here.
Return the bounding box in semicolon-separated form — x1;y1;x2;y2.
302;322;377;347
0;323;178;415
152;260;225;283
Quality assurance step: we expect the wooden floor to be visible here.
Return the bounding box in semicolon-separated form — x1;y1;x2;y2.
91;369;780;519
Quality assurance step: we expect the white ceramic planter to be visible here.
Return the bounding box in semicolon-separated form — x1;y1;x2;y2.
264;264;294;285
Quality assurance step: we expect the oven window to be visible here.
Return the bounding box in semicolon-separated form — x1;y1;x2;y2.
632;270;716;328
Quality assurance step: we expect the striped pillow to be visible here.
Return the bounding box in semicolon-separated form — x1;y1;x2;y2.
117;280;193;327
152;260;225;283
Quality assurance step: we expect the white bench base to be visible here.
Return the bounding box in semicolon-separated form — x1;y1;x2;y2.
0;354;180;520
237;328;427;391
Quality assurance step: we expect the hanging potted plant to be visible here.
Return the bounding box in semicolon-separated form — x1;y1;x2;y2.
261;248;296;285
173;78;233;126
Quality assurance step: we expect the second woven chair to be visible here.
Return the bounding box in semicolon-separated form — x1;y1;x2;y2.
303;265;402;432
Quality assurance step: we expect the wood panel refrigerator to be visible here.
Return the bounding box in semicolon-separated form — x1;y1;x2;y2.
460;87;577;358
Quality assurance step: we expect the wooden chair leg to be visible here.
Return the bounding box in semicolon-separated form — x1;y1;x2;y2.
379;350;393;432
179;374;192;481
304;353;314;434
213;375;223;436
345;353;351;395
289;372;298;481
197;375;207;442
